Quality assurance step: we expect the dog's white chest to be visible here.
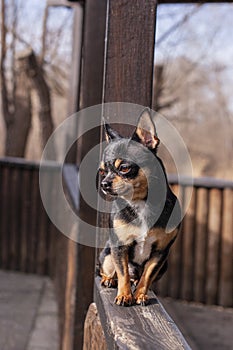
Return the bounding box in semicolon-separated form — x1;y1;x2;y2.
133;235;155;265
132;201;156;265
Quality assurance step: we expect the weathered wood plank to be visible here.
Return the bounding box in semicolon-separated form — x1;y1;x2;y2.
95;277;191;350
83;303;107;350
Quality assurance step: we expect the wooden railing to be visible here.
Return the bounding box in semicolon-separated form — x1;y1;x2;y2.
0;157;58;276
1;157;232;349
89;277;191;350
157;175;233;308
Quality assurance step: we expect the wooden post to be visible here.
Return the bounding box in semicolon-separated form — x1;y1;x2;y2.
219;188;232;306
206;189;222;305
72;1;108;349
95;0;158;344
99;0;158;236
103;0;157;106
165;184;183;299
194;188;209;303
181;187;197;300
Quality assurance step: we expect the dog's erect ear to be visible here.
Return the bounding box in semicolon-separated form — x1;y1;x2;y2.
131;108;160;150
104;122;122;143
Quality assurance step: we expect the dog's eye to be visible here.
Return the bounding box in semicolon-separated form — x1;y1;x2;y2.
119;164;131;174
99;168;106;176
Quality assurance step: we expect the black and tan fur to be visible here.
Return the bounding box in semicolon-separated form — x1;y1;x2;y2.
98;108;181;306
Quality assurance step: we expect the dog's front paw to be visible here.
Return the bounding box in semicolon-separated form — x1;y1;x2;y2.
135;293;149;306
101;275;117;288
114;293;134;306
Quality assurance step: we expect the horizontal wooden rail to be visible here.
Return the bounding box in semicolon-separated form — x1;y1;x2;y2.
94;277;191;350
168;174;233;189
159;178;233;307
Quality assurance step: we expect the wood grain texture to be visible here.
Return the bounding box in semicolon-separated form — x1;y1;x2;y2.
104;0;157;106
83;303;107;350
70;1;108;347
95;277;191;350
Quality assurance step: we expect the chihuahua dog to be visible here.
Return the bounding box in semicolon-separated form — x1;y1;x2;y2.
98;108;181;306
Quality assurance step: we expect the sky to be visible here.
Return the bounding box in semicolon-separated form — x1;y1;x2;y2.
4;1;233;106
155;3;233;67
155;3;233;114
12;1;233;70
15;0;73;60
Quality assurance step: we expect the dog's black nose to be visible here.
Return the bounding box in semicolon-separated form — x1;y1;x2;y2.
101;180;112;190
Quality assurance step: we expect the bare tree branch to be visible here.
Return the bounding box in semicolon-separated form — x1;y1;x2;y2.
10;0;17;110
156;5;202;47
1;0;10;121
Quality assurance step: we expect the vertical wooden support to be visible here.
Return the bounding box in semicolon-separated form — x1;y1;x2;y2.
194;188;209;303
93;0;157;342
103;0;157;107
1;166;11;269
165;184;183;299
99;0;157;237
72;1;108;349
206;189;222;305
219;188;232;306
181;187;197;300
20;168;32;272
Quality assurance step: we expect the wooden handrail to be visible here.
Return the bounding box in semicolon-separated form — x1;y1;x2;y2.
94;277;191;350
168;174;233;189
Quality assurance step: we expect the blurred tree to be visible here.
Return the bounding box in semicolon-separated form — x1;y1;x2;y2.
1;0;32;156
153;4;233;178
0;0;55;157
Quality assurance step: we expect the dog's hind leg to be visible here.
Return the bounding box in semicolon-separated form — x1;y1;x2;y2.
99;247;117;288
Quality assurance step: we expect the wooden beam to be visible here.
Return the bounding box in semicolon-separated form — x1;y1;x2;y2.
71;1;108;349
95;277;191;350
98;0;158;252
103;0;157;107
47;0;79;7
65;3;83;163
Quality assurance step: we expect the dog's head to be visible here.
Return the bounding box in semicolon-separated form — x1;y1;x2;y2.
99;108;164;201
